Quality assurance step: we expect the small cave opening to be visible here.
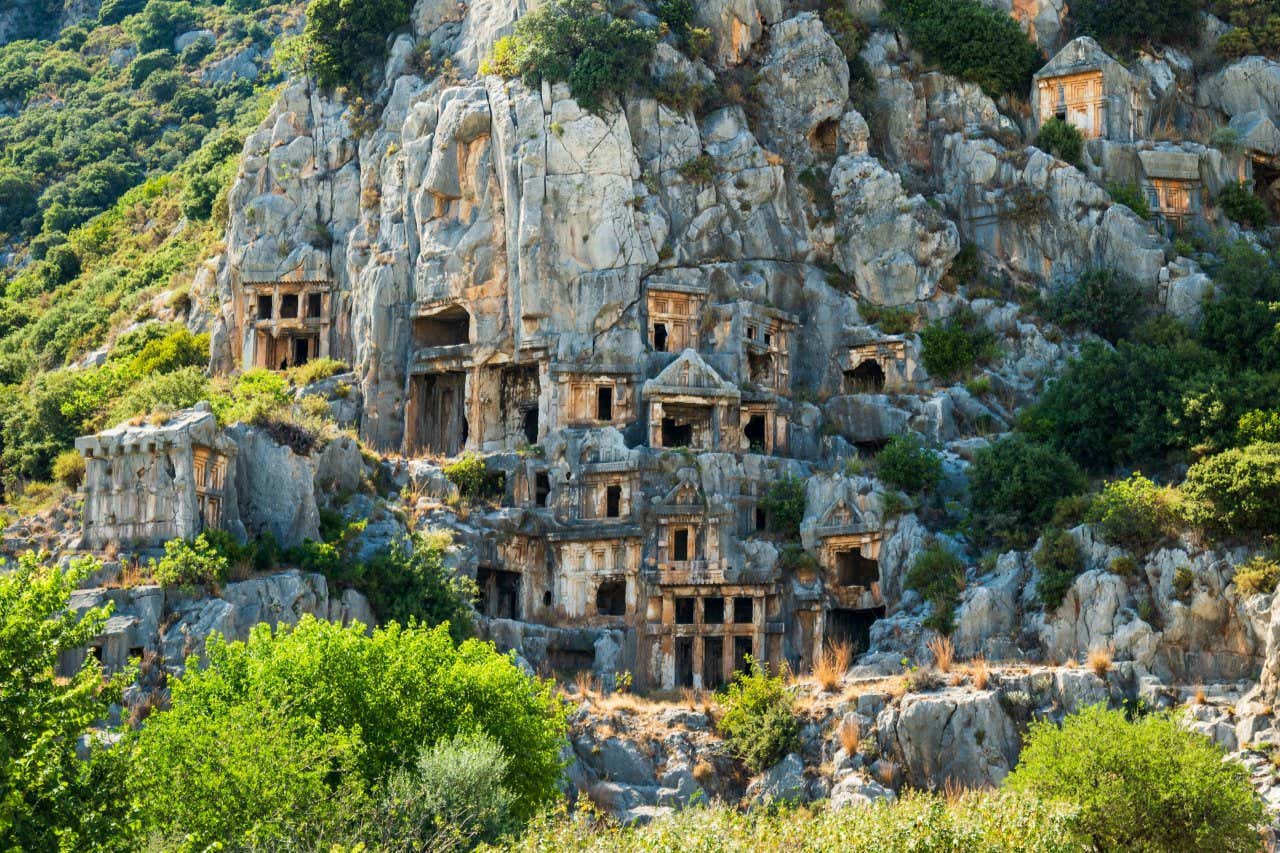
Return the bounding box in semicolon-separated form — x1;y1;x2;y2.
844;360;886;394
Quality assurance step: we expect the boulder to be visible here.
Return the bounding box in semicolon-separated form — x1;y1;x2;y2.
747;752;809;805
227;424;321;549
885;689;1020;788
830;154;960;305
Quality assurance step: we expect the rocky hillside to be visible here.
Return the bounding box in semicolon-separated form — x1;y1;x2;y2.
12;0;1280;848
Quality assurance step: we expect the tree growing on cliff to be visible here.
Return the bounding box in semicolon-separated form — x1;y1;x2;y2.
300;0;411;90
482;0;658;113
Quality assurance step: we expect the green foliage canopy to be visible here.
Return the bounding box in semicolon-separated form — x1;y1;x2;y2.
128;617;567;845
1004;704;1264;852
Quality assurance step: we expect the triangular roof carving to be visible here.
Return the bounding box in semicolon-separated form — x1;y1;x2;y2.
642;349;739;399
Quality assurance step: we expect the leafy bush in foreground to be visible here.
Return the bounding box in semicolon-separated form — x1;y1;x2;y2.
128;617;567;847
717;659;800;772
1005;704;1263;853
0;553;133;851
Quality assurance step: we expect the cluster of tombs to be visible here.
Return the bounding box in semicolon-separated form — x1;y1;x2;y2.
1031;36;1271;233
72;261;926;689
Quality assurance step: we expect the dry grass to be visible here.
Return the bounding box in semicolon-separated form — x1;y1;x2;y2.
873;759;898;787
573;671;595;698
692;759;716;786
942;777;967;803
837;716;860;755
814;640;853;692
970;656;990;690
1087;647;1112;678
927;635;954;673
681;686;704;710
1194;685;1207;705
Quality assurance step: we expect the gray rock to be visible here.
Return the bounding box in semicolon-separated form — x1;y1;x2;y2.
747;753;808;805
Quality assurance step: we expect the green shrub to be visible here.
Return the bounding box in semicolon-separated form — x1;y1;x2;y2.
969;436;1087;545
289;356;348;387
334;531;476;640
369;733;518;849
483;0;658;113
1106;181;1151;219
444;452;488;501
678;154;716;184
151;533;229;589
1042;269;1147;344
1183;442;1280;537
51;448;86;489
877;434;943;493
883;0;1041;97
1109;555;1137;576
300;0;411;89
1085;473;1177;554
1239;409;1280;444
1032;529;1083;610
1033;118;1084;168
717;659;800;773
1173;564;1195;600
860;303;917;334
128;617;567;847
822;5;870;61
1072;0;1204;54
105;365;211;425
905;543;966;634
1234;555;1280;596
1004;704;1264;852
123;0;199;53
919;309;998;378
761;475;806;540
0;553;133;851
1219;181;1270;230
211;368;292;425
1020;336;1229;472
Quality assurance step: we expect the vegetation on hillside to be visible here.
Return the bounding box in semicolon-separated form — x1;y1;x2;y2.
484;0;658;113
883;0;1042;97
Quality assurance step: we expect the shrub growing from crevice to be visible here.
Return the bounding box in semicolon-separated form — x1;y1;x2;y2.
905;542;966;634
1219;181;1270;230
717;659;800;772
761;476;806;540
1107;181;1151;219
1234;554;1280;596
1033;117;1084;168
1032;529;1083;610
919;308;998;378
876;433;943;494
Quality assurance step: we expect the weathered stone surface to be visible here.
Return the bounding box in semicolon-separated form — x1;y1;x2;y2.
226;424;321;549
883;689;1020;788
830;155;959;305
747;753;808;805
